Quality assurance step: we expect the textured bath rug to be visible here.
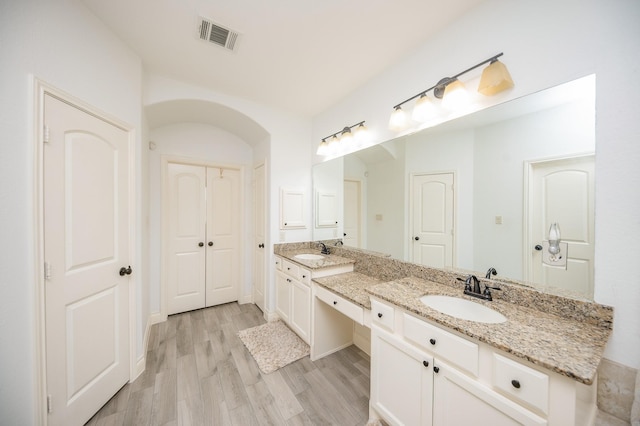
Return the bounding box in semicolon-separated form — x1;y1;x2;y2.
237;320;310;374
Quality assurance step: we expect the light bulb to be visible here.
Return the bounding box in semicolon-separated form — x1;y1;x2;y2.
412;94;436;122
441;79;469;110
389;106;408;131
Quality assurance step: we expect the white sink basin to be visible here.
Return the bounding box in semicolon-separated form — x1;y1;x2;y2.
419;295;507;324
294;253;325;260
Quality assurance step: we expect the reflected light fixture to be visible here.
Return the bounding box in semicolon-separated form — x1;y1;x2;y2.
411;93;437;122
389;52;514;130
317;121;368;156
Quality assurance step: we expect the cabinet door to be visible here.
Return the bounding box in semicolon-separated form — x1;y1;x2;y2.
316;191;338;227
290;280;310;343
275;271;291;322
371;328;433;426
433;360;547;426
280;188;306;229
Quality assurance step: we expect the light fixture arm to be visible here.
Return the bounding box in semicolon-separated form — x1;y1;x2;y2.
393;52;504;108
321;121;365;142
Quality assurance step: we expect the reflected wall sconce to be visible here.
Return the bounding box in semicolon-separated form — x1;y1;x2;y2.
389;52;514;130
317;121;368;156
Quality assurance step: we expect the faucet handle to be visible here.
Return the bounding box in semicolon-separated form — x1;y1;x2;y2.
457;277;472;291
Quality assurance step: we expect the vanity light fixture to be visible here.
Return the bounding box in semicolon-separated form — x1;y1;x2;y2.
317;121;368;156
389;52;513;129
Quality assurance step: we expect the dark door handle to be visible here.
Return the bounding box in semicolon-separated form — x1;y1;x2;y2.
534;245;543;251
119;266;132;276
414;236;420;241
208;242;213;246
198;242;204;247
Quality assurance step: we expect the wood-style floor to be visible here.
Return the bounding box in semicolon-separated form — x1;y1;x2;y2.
86;302;371;425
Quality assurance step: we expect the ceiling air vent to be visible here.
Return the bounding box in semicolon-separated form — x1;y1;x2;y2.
197;16;239;52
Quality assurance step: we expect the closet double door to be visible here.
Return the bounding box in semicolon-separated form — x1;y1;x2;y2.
166;162;241;315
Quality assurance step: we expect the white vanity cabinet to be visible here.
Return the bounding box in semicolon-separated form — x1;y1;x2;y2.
370;298;595;426
275;257;311;342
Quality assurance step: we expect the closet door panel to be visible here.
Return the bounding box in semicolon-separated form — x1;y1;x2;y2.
206;167;241;306
167;163;207;314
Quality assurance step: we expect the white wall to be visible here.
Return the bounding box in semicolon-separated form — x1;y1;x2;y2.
148;123;254;315
312;0;640;370
0;0;143;423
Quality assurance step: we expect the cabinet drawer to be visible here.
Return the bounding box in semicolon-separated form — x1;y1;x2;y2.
282;259;299;278
299;268;311;286
316;285;364;325
371;299;395;332
403;313;478;376
492;353;549;414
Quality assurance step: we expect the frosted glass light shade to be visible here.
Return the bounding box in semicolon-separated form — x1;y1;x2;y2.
478;60;514;96
316;139;329;156
441;79;468;110
412;94;436;122
354;123;369;145
340;129;353;146
389;107;408;131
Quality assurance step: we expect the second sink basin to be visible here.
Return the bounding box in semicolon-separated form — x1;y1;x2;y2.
294;253;325;260
420;295;507;324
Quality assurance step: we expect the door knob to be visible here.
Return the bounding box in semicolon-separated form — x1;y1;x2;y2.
198;242;204;247
208;242;213;246
414;236;420;241
534;244;543;251
119;266;132;276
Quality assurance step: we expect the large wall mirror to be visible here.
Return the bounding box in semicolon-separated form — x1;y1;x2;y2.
313;75;596;299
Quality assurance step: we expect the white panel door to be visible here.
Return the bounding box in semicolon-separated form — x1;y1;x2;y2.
206;167;240;306
44;94;130;426
253;163;266;312
528;155;595;296
343;179;361;247
167;163;207;314
411;173;455;268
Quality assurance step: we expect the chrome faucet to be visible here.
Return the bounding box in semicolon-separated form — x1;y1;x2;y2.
459;274;501;301
318;242;330;255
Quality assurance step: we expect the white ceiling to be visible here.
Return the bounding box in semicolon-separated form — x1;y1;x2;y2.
83;0;485;117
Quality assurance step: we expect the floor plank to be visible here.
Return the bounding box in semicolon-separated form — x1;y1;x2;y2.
86;302;371;426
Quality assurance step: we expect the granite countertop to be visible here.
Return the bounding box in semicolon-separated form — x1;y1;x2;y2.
313;272;383;309
277;249;355;270
367;276;611;385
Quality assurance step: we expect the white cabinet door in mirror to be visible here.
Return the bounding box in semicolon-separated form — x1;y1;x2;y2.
316;191;338;228
280;188;306;229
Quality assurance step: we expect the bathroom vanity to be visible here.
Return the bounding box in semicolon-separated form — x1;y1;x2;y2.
273;243;612;426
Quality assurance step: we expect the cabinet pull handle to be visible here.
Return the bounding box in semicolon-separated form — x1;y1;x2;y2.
429;338;436;345
377;312;383;318
511;379;521;389
333;301;337;305
208;241;213;246
287;279;291;283
198;242;204;247
423;360;429;367
433;366;440;373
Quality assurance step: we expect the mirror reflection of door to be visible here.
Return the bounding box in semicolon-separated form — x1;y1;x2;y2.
411;172;455;268
525;155;595;297
343;179;361;247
